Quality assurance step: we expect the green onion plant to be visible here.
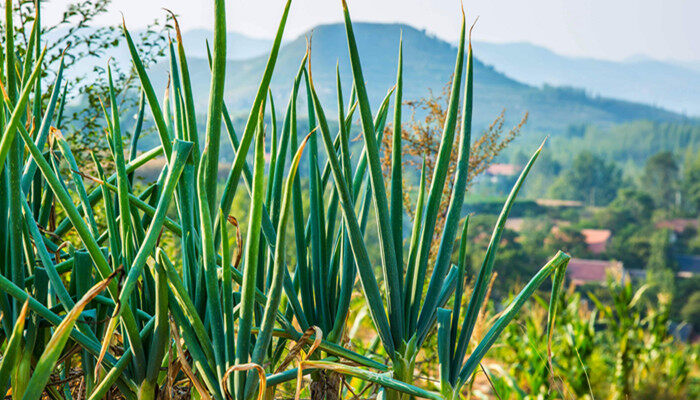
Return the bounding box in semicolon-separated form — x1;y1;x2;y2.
0;0;570;398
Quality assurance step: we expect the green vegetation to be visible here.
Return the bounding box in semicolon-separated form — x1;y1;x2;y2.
0;0;575;399
0;0;698;399
511;120;700;167
463;145;700;398
549;151;623;206
494;284;698;399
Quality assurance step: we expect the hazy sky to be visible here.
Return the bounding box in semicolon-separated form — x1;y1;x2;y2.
42;0;700;62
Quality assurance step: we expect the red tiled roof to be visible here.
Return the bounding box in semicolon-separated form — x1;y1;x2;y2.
566;258;623;285
485;163;519;176
581;229;612;254
655;219;698;233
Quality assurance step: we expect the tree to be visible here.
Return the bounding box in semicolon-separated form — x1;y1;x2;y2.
646;228;675;272
607;225;653;269
682;151;700;214
549;151;623;206
680;292;700;328
642;151;679;209
380;82;527;257
594;188;655;231
543;225;589;257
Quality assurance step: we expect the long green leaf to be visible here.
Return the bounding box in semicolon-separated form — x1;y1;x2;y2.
107;63;136;278
220;209;236;396
201;0;226;212
390;35;404;278
235;109;266;397
246;132;312;397
308;71;395;357
450;216;470;371
218;0;291;231
168;13;199;156
4;0;17;101
407;11;467;334
327;64;355;343
453;139;547;368
195;143;228;392
341;0;403;346
139;261;169;398
436;308;452;396
122;19;172;158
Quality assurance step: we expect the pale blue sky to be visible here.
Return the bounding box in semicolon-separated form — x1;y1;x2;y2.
42;0;700;62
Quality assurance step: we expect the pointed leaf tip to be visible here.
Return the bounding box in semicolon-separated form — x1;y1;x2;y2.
469;16;479;42
165;9;185;43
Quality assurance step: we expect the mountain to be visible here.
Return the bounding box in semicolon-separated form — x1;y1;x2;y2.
473;41;700;115
148;23;684;134
671;60;700;75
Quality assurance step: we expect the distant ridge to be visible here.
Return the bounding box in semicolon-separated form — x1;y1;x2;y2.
147;22;685;133
473;41;700;115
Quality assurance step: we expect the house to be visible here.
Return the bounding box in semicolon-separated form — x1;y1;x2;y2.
482;163;520;185
485;163;519;177
655;219;698;242
566;258;625;287
655;218;698;234
581;229;612;255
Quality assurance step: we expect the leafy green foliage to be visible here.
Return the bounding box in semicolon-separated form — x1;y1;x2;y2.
642;151;680;209
0;1;602;399
494;285;698;400
549;151;623;206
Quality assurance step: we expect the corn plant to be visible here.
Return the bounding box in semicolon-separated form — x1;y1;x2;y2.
588;278;696;399
496;280;696;400
588;278;648;400
494;289;597;399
